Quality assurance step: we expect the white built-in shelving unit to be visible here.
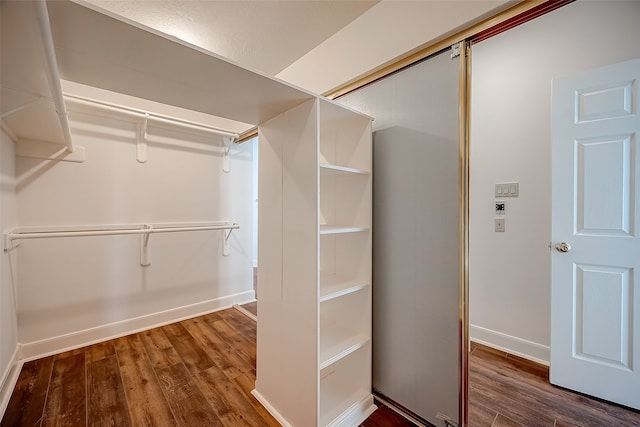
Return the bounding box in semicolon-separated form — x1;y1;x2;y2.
255;98;374;426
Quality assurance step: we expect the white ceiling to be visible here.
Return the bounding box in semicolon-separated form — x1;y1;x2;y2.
83;0;514;94
83;0;380;75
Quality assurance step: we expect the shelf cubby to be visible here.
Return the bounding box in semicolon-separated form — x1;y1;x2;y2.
320;345;374;427
320;272;370;303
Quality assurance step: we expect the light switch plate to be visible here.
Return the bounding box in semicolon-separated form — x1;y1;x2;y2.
495;182;519;197
495;218;505;232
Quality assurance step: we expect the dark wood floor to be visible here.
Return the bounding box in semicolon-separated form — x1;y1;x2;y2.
469;342;640;427
1;307;408;427
3;306;638;427
240;301;640;426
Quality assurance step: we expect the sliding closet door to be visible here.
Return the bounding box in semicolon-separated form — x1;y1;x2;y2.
337;50;461;426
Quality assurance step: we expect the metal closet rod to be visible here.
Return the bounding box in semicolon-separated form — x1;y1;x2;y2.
6;223;239;243
63;94;240;139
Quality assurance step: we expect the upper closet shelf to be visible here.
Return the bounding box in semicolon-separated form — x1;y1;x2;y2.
1;0;78;158
45;0;321;128
2;0;371;160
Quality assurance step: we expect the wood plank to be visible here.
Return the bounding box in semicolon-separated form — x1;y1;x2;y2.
360;403;415;427
85;341;116;364
1;356;54;427
180;317;247;379
42;353;86;427
492;414;523;427
232;373;281;427
87;355;132;426
154;362;223;427
188;364;244;427
223;309;258;342
200;310;224;324
114;334;177;427
215;318;256;367
207;317;256;370
468;401;498;427
138;328;182;370
193;363;271;427
53;347;85;361
161;322;214;374
469;343;640;427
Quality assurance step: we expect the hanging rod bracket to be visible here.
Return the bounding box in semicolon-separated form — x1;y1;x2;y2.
4;233;13;252
223;225;232;257
140;224;152;266
4;232;20;252
222;136;235;173
137;114;149;163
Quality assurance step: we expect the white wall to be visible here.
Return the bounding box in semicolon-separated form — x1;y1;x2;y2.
0;129;18;413
277;0;510;94
15;109;254;356
469;0;640;363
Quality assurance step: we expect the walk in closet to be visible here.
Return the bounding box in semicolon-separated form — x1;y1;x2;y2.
1;2;372;425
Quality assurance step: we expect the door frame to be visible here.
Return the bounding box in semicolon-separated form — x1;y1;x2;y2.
458;41;471;427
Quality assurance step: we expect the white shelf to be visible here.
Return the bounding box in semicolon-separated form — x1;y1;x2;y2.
320;225;369;235
320;322;370;372
320;163;370;176
320;273;370;303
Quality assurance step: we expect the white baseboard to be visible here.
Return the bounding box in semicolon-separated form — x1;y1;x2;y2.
251;389;293;427
470;324;550;365
0;344;23;420
251;388;375;427
20;290;255;361
328;394;377;427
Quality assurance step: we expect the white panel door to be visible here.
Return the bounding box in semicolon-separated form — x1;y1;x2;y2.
551;58;640;410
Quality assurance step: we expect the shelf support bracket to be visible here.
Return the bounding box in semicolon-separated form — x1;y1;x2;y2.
222;136;234;173
140;224;152;266
137;113;149;163
3;232;20;252
0;97;45;119
4;233;13;252
223;226;234;257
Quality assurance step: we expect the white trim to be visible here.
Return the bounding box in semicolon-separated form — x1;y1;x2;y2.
251;389;294;427
233;303;257;322
20;290;255;361
470;324;550;365
0;344;23;419
326;394;377;427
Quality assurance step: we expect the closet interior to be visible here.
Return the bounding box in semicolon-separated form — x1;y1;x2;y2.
1;1;373;425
